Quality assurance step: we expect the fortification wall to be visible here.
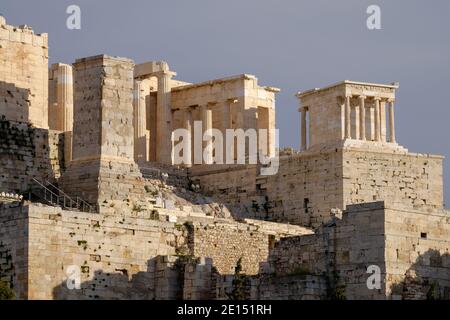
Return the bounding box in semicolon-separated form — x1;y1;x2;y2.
0;120;64;194
190;150;344;228
0;17;48;128
343;147;444;210
9;204;189;299
190;220;269;275
255;274;327;300
267;202;387;300
266;202;450;300
0;204;28;299
261;151;343;227
182;258;327;300
0;203;306;299
384;207;450;299
1;201;448;300
190;145;444;229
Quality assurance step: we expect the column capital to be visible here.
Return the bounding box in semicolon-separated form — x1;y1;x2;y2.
359;95;367;100
200;104;214;113
133;80;144;93
298;106;308;112
227;98;239;104
373;96;382;101
387;98;395;103
153;70;177;78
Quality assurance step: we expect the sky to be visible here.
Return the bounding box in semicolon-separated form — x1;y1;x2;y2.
1;0;449;205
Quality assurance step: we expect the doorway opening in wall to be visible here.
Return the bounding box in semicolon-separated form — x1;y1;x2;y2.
304;198;310;214
268;234;276;250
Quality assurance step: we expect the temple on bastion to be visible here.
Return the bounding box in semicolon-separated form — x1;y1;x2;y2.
0;15;449;300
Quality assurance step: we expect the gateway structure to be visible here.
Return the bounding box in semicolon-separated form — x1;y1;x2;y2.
0;16;449;300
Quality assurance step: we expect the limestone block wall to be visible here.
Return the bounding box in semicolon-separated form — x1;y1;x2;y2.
182;257;215;300
181;259;327;300
299;86;344;147
343;147;444;210
384;207;450;299
0;17;48;128
70;55;135;161
60;55;145;206
261;151;344;228
255;275;327;300
266;202;387;300
1;202;311;299
70;57;102;160
189;164;260;219
0;204;28;299
60;158;145;207
0;120;64;194
266;202;450;300
189;220;270;275
5;204;188;299
3;201;447;300
191;145;444;229
182;256;328;300
191;150;344;228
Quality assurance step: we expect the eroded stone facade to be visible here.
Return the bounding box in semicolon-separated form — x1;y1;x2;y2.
0;17;48;128
0;16;449;300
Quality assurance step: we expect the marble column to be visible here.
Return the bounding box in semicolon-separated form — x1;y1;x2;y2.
345;95;352;139
57;64;74;164
359;96;366;141
374;98;381;142
354;104;360;140
184;108;193;166
380;100;387;142
389;99;396;143
267;107;276;157
223;99;235;162
201;104;213;164
57;64;74;132
133;80;147;163
300;107;307;151
155;71;176;164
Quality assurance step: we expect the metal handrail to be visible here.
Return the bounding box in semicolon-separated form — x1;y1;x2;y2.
44;180;93;212
31;178;95;213
44;180;77;208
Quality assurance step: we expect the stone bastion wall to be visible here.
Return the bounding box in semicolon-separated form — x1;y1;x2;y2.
0;202;312;299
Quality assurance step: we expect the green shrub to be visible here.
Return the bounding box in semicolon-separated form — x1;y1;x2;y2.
228;258;247;300
0;281;15;300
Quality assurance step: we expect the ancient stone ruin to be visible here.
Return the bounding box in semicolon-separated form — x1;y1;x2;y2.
0;15;449;300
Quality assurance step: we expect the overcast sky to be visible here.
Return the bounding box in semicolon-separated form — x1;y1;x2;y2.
2;0;449;205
